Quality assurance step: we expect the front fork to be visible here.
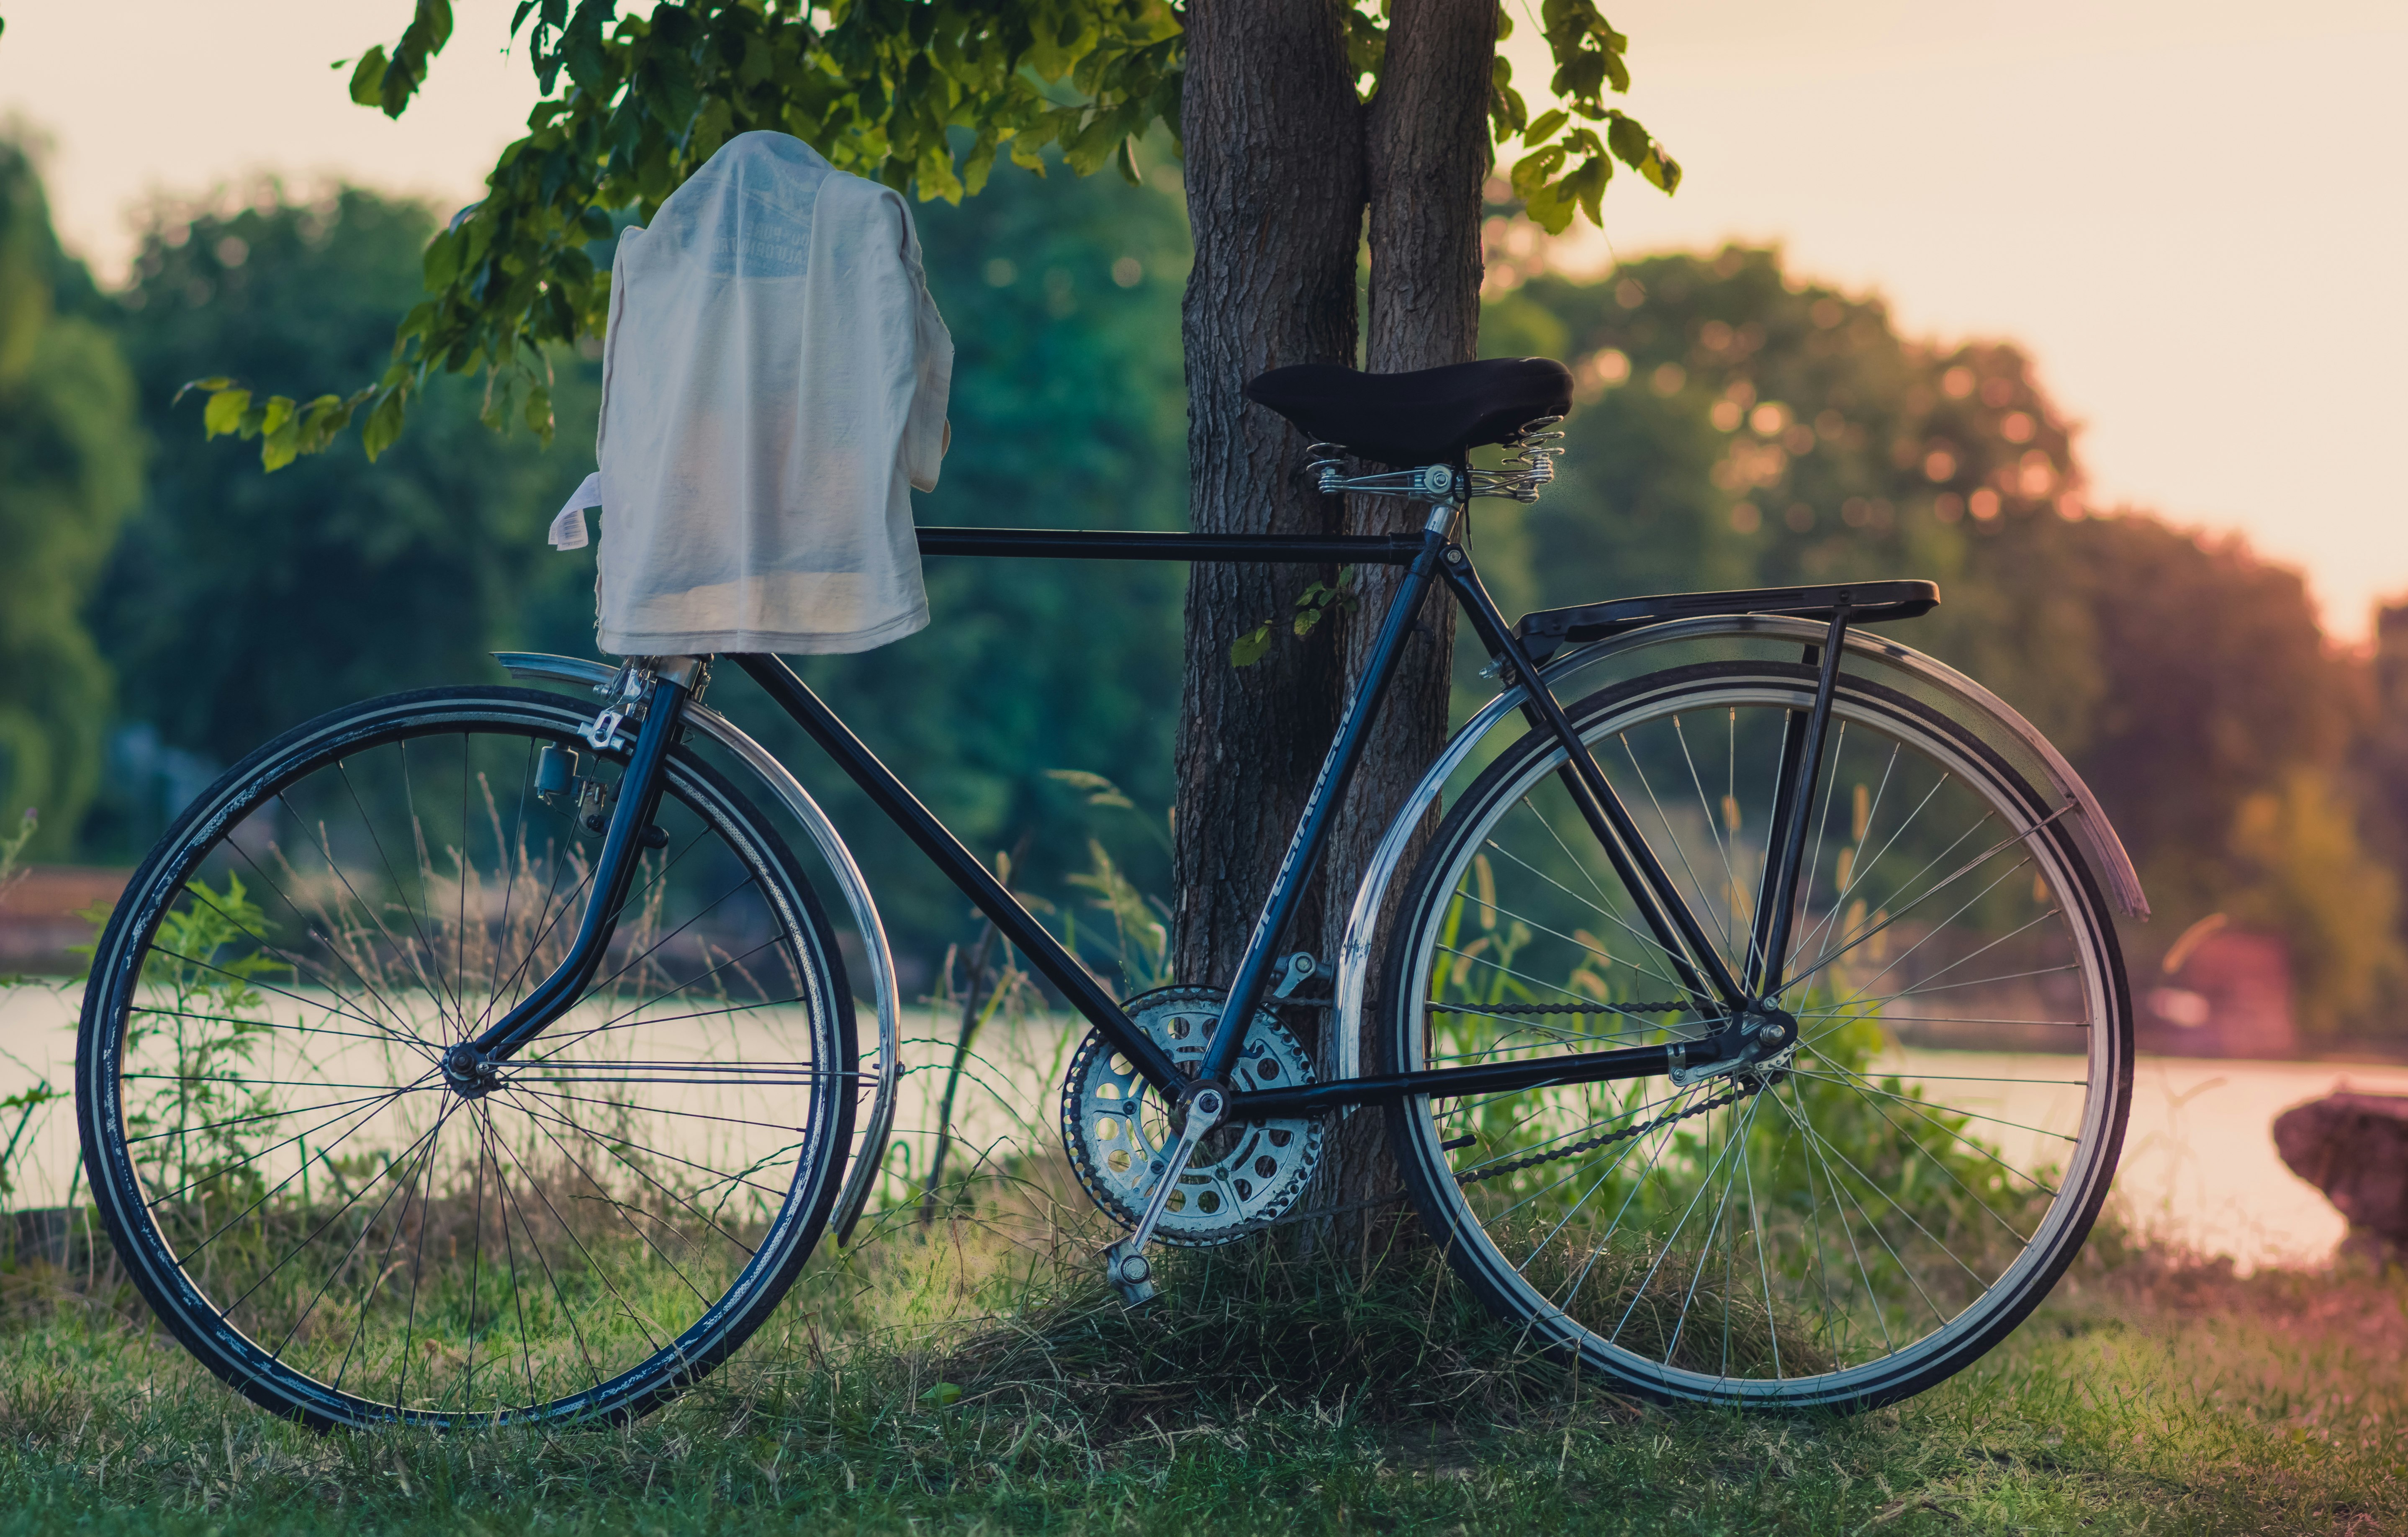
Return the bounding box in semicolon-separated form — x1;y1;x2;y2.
439;658;701;1097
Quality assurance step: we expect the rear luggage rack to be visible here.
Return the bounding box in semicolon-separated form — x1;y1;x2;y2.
1514;580;1940;666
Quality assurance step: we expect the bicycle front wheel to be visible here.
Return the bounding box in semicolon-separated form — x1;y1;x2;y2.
77;686;857;1428
1381;661;2131;1409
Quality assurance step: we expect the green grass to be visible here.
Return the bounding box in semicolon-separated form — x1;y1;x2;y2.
0;1216;2398;1536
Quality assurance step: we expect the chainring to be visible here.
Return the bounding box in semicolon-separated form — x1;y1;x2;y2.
1059;985;1322;1245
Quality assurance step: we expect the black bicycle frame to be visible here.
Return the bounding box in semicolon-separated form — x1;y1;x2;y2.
481;517;1856;1123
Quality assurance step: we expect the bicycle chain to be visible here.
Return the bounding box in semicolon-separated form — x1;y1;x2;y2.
1452;1074;1766;1186
1084;995;1747;1241
1187;1070;1769;1242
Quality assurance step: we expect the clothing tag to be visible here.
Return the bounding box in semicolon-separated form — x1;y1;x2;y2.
550;470;603;550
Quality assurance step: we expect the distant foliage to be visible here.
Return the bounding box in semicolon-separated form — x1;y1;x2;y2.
1487;247;2100;748
83;186;600;855
0;141;142;855
1484;244;2402;1038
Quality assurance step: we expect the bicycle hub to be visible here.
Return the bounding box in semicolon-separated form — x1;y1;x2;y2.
441;1041;500;1100
1744;1004;1798;1054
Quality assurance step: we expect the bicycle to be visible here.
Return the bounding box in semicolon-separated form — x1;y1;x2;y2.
75;355;2140;1428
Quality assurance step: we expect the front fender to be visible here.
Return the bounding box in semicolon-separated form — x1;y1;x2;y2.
491;652;901;1246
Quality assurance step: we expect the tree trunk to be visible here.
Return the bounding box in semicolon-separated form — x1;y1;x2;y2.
1312;0;1498;1237
1170;0;1366;988
1172;0;1496;1259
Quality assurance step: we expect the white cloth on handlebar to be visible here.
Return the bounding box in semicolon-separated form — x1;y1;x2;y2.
575;130;953;655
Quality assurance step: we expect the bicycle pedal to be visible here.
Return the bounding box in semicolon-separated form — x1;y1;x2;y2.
1103;1242;1159;1307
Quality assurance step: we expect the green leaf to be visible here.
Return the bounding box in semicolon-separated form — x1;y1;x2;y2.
296;394;352;454
918;1382;963;1409
348;46;390;107
1524;108;1568;146
414;0;455;57
1524;176;1577;236
1229;621;1274;668
650;46;702;141
1510;144;1566;204
560;0;613;96
961;132;1001;197
1552;52;1606;104
360;387;408;463
260;420;303;472
1564;156;1611;227
1605;111;1650;169
1490;72;1529;142
522;382;553;439
201;389;252;440
917;144;965;204
1027;14;1069;80
1061;112;1120;177
173;375;236;406
422;229;463;291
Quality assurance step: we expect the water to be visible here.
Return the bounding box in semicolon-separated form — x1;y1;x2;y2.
4;980;2395;1270
2074;1054;2408;1266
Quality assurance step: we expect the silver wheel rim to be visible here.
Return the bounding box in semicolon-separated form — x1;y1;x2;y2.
1397;671;2125;1404
85;695;851;1424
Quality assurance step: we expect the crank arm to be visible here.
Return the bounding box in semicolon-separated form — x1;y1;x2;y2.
1102;1083;1228;1306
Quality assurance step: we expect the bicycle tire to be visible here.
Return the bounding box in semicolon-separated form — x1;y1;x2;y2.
1380;661;2132;1409
77;685;857;1429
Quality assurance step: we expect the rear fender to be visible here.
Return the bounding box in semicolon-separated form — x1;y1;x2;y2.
1329;615;2146;1096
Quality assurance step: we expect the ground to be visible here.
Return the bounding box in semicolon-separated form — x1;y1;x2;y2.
0;1219;2398;1536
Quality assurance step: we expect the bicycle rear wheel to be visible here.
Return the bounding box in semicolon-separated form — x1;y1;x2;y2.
77;686;857;1428
1381;661;2131;1409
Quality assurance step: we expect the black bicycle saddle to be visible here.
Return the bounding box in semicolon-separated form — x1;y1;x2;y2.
1244;356;1574;469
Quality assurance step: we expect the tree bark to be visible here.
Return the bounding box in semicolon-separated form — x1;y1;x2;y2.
1313;0;1498;1231
1170;0;1366;988
1172;0;1496;1257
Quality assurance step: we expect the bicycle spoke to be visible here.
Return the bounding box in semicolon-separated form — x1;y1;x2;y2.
1504;803;1697;993
1618;729;1733;955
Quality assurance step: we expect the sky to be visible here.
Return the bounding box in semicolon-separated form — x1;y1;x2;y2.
4;1;2404;636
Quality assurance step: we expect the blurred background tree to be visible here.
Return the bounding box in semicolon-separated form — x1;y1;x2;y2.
0;140;141;858
1478;239;2404;1043
82;185;600;859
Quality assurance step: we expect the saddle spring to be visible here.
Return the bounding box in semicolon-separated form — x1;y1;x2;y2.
1305;416;1567;507
1468;416;1566;504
